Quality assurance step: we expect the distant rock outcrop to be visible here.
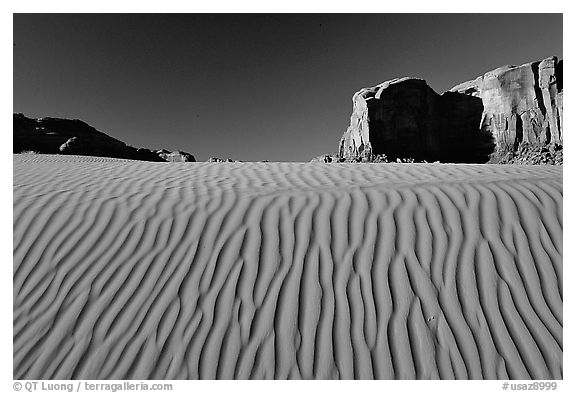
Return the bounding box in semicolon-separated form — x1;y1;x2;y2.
310;154;340;163
59;137;88;155
207;157;241;162
156;149;196;162
338;56;562;163
14;113;195;162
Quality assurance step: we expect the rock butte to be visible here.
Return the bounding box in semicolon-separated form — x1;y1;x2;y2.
339;56;563;163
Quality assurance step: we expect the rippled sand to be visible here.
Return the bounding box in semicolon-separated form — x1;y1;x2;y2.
13;154;562;379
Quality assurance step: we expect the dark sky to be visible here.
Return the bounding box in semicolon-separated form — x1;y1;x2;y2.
13;14;562;161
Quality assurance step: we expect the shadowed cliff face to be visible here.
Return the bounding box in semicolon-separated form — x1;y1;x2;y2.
365;79;441;161
340;56;562;163
339;78;489;163
438;92;493;163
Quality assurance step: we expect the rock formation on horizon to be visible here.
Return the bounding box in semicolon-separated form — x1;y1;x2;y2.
13;113;195;163
156;149;196;162
338;56;563;163
208;157;242;162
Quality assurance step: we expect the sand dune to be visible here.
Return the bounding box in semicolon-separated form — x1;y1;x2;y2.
13;155;562;379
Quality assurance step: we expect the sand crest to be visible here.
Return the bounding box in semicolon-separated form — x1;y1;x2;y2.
13;155;562;379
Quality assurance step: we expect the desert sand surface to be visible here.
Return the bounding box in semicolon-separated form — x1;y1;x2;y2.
13;154;562;380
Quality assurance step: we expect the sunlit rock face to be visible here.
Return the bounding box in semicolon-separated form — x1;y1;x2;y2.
450;56;563;153
340;56;562;163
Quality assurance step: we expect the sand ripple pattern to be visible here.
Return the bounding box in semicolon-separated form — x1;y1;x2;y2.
13;155;563;379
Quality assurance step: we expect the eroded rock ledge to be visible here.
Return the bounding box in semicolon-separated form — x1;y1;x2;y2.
338;56;563;163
